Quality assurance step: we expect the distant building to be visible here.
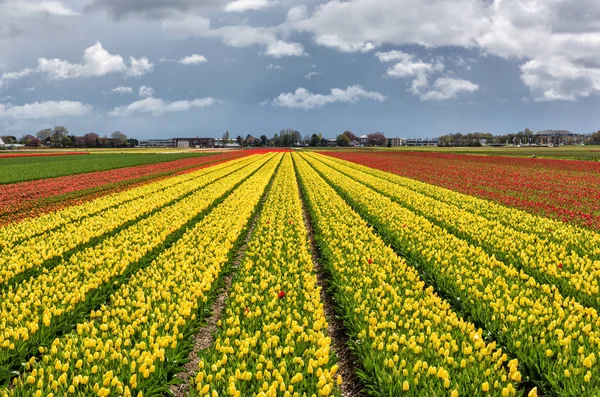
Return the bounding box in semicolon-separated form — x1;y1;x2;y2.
0;138;4;148
358;135;368;146
388;137;407;147
534;130;587;145
173;137;215;148
139;139;174;148
406;138;439;146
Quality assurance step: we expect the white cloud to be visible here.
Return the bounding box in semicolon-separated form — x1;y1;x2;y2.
266;64;283;70
111;86;133;94
0;100;92;120
0;42;152;84
305;71;320;79
3;0;79;17
225;0;278;13
162;15;305;58
272;85;386;109
1;68;35;81
288;0;600;101
126;57;154;77
109;97;220;116
161;14;211;37
376;50;445;96
420;77;479;101
138;85;155;98
179;54;208;65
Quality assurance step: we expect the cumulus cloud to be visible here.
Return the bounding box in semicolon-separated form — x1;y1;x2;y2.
0;42;153;85
15;1;80;16
420;77;479;101
161;15;305;58
0;100;92;119
288;0;600;101
305;71;320;79
126;56;154;77
109;96;220;116
86;0;225;20
138;85;155;97
179;54;208;65
272;85;386;109
376;50;445;96
111;86;133;94
225;0;278;13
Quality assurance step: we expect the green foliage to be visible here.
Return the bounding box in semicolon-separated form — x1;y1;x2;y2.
0;153;212;184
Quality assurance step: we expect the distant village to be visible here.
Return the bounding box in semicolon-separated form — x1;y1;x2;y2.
1;128;599;150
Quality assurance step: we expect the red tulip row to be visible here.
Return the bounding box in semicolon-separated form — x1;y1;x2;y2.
3;154;282;397
322;151;600;229
0;152;246;225
303;153;600;396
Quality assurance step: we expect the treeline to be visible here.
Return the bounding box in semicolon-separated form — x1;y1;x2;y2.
1;127;137;148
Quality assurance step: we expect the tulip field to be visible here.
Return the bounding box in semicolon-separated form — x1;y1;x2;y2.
1;150;599;397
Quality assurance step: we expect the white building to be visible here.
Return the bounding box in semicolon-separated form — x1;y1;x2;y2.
0;137;4;148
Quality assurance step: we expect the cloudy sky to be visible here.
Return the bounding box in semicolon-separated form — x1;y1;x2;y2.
1;0;600;139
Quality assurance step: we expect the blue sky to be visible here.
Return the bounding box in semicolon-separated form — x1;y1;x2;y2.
1;0;600;139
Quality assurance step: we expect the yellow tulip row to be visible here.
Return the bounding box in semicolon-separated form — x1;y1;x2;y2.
294;154;520;397
300;153;600;396
309;153;600;309
0;154;275;377
0;154;260;253
0;155;261;287
192;154;339;397
313;153;600;261
3;154;282;397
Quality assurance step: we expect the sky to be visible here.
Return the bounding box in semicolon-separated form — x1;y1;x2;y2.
1;0;600;140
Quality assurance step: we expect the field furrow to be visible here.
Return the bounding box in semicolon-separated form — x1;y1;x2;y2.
2;153;281;397
0;153;255;250
0;154;274;384
300;152;600;396
319;153;600;261
310;153;600;309
191;154;339;397
294;153;520;396
0;155;261;288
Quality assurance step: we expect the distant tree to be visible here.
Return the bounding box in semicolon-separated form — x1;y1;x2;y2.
111;131;128;147
367;132;387;146
20;135;40;147
303;135;311;146
50;126;69;147
75;136;86;147
259;135;267;146
342;131;357;142
98;136;110;147
83;132;99;147
320;138;328;147
222;131;230;147
336;134;351;147
310;134;320;147
1;136;17;144
127;138;139;148
236;135;243;146
590;131;600;144
36;128;52;145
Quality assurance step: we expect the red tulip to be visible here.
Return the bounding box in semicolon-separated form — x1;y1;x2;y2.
278;291;286;299
244;307;249;313
558;263;563;269
367;258;373;264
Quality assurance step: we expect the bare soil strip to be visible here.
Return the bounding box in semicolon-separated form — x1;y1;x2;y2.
295;165;366;397
169;162;279;397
